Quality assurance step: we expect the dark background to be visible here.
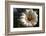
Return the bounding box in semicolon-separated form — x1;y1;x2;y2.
13;8;39;28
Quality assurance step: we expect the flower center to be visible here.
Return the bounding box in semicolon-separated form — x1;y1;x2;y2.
27;15;32;21
27;15;34;21
25;11;34;21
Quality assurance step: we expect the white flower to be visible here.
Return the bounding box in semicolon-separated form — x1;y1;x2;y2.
20;9;38;26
